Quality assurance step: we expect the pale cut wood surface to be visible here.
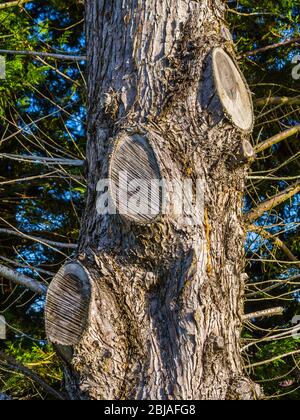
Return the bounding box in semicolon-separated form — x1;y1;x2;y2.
213;48;253;131
109;133;162;224
45;263;90;346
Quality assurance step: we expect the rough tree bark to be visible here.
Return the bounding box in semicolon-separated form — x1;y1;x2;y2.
45;0;261;400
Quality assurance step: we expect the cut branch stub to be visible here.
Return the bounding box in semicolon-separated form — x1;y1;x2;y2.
212;48;254;131
221;26;233;43
109;133;163;224
227;139;256;169
45;263;91;346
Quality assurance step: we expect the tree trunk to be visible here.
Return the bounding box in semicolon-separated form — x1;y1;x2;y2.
45;0;260;400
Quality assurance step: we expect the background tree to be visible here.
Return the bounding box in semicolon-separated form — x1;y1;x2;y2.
0;0;85;399
228;0;300;399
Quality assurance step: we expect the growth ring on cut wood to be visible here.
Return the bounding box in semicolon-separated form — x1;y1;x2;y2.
212;48;253;131
109;133;163;224
45;263;91;346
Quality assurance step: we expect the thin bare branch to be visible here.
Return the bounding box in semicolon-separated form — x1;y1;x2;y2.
243;307;284;321
35;55;80;86
0;351;64;400
240;37;300;59
0;255;54;277
227;9;290;19
245;182;300;223
0;153;84;167
242;325;300;352
245;350;300;369
0;0;29;10
0;228;77;250
249;226;300;268
0;264;47;295
255;96;300;108
0;171;60;186
0;49;86;62
255;125;300;153
248;176;300;181
248;274;300;287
